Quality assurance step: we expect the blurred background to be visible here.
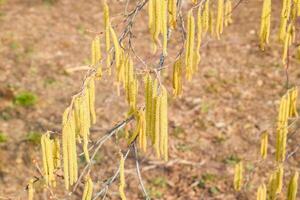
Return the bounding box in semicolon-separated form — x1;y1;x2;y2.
0;0;300;199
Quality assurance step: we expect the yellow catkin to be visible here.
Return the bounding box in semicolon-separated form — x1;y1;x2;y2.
259;0;271;50
168;0;177;29
88;78;96;125
28;179;34;200
172;58;183;97
209;9;215;37
297;0;300;16
62;108;78;190
41;132;55;187
81;92;91;162
282;22;293;65
275;126;288;162
82;176;93;200
194;7;202;72
153;0;163;44
233;161;243;191
103;1;111;75
161;0;168;56
52;137;61;169
224;0;233;27
260;131;268;159
268;173;277;200
202;0;210;35
216;0;224;39
154;95;161;158
150;79;158;143
145;74;153;137
160;86;168;161
256;183;267;200
279;0;291;42
94;36;102;78
110;25;121;70
119;152;127;200
288;87;298;117
275;164;284;193
185;10;195;81
287;171;299;200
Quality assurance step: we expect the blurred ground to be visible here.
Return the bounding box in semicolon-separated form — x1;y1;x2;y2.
0;0;300;199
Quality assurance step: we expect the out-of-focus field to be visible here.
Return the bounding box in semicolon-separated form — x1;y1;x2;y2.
0;0;300;199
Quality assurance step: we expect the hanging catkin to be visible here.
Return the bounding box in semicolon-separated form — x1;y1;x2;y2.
256;183;267;200
185;10;195;81
282;22;293;64
41;132;56;187
103;1;111;75
288;87;298;117
88;78;96;125
233;161;243;191
216;0;224;39
202;0;210;35
160;86;168;161
62;107;78;190
110;25;121;70
224;0;233;27
28;179;34;200
168;0;177;29
275;164;284;193
82;176;93;200
153;0;162;53
259;0;271;50
260;131;268;159
287;171;299;200
119;152;127;200
209;9;215;37
268;173;277;200
194;6;202;72
150;79;158;143
154;94;161;158
145;74;153;137
53;137;61;169
172;57;183;97
161;0;168;56
279;0;291;42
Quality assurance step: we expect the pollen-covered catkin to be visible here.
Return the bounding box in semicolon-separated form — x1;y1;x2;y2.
282;22;293;65
287;171;299;200
275;164;284;193
119;152;127;200
145;74;153;137
185;10;195;81
260;131;268;159
41;132;55;187
153;0;162;52
195;6;202;72
110;25;121;69
172;58;183;97
28;179;34;200
88;78;96;125
150;79;158;143
224;0;233;26
82;176;93;200
154;95;161;158
103;1;111;74
256;183;267;200
202;0;210;35
259;0;271;50
168;0;177;29
161;0;168;56
216;0;224;39
279;0;291;42
53;138;61;169
62;108;78;190
160;86;168;161
234;161;243;191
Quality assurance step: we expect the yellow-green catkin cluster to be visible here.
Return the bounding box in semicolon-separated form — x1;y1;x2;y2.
144;75;169;160
233;161;243;191
287;171;299;200
82;176;93;200
216;0;224;39
119;152;127;200
28;178;34;200
260;131;268;159
172;57;183;97
268;164;284;199
148;0;168;55
128;109;147;152
185;10;195;81
259;0;271;50
62;77;97;190
278;0;298;65
41;132;60;187
256;183;267;200
276;87;298;162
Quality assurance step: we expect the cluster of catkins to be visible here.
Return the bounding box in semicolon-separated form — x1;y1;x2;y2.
233;87;299;200
260;0;300;64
